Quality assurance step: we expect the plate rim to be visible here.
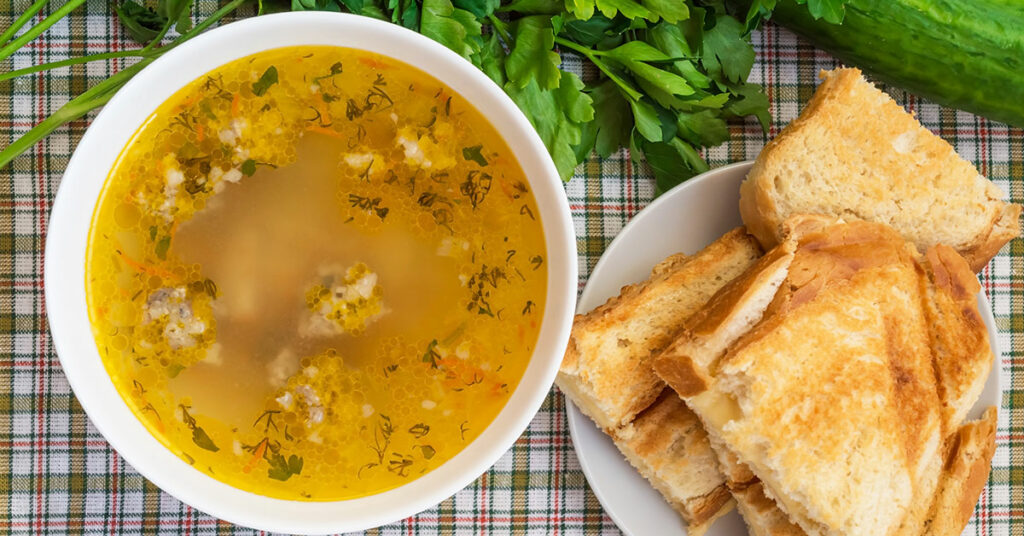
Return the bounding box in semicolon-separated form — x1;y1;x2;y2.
565;160;1003;536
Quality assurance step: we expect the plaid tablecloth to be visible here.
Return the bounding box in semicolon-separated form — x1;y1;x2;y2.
2;1;1021;534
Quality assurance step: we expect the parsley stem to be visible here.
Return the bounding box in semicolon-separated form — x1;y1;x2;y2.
0;0;51;46
140;22;174;55
0;50;152;83
553;36;642;101
0;0;87;64
486;15;512;43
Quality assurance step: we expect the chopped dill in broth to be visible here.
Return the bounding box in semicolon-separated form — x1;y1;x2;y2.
85;46;547;500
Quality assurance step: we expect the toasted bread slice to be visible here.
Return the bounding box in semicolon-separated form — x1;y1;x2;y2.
559;228;761;531
613;389;735;535
654;219;959;536
732;408;997;536
922;406;998;536
739;68;1021;272
558;227;762;432
923;246;995;432
734;482;806;536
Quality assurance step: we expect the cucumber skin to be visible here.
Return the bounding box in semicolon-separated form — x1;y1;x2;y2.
753;0;1024;128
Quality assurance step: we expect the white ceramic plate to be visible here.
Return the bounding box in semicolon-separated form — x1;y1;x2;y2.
566;161;1002;536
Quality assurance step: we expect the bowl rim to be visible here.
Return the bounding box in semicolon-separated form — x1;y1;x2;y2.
44;12;577;533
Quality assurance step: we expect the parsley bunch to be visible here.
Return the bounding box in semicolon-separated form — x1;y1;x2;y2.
288;0;844;190
0;0;845;191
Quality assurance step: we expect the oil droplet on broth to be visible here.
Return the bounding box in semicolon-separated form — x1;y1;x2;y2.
170;133;463;428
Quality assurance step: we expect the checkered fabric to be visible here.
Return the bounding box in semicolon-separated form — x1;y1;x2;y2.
1;0;1021;534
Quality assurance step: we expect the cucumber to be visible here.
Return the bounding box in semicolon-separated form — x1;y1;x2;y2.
744;0;1024;127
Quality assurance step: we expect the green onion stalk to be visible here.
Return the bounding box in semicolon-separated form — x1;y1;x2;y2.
0;0;251;170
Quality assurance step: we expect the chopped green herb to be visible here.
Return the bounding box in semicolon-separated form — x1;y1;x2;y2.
267;453;303;481
191;426;220;452
461;145;488;166
155;236;171;260
252;65;279;96
422;339;441;368
408;423;430;438
167;362;185;378
241;158;257;176
114;1;166;44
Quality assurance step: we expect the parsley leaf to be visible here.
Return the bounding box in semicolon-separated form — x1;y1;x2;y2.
500;0;563;15
675;110;729;147
640;0;689;24
561;14;630;47
267;453;304;481
292;0;342;11
700;15;755;84
391;0;422;29
452;0;499;18
644;22;711;89
156;0;193;33
505;71;594;180
479;33;507;86
593;0;650;20
115;2;166;44
420;0;483;61
505;16;562;90
724;81;770;131
576;80;632;160
629;98;663;142
800;0;845;24
638;135;709;195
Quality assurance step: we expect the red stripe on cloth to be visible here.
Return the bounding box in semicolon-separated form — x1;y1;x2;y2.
625;149;634;219
380;515;590;524
1;519;224;528
0;281;45;288
0;440;115;448
478;471;489;530
109;455;119;536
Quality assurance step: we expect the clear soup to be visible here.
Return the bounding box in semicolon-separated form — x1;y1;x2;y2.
86;46;546;500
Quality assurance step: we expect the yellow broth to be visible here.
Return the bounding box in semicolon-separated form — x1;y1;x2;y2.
85;46;547;500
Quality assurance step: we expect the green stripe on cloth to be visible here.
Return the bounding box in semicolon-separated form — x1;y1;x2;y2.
2;1;1022;534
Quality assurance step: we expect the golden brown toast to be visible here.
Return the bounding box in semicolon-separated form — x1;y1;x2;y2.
739;68;1021;272
921;406;998;536
558;228;762;531
613;389;735;535
558;227;761;431
654;218;993;536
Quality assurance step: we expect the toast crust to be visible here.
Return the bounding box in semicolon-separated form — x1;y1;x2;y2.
924;245;994;433
654;242;796;399
733;482;806;536
924;407;998;536
559;229;764;532
656;219;969;536
558;228;761;431
739;68;1021;272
